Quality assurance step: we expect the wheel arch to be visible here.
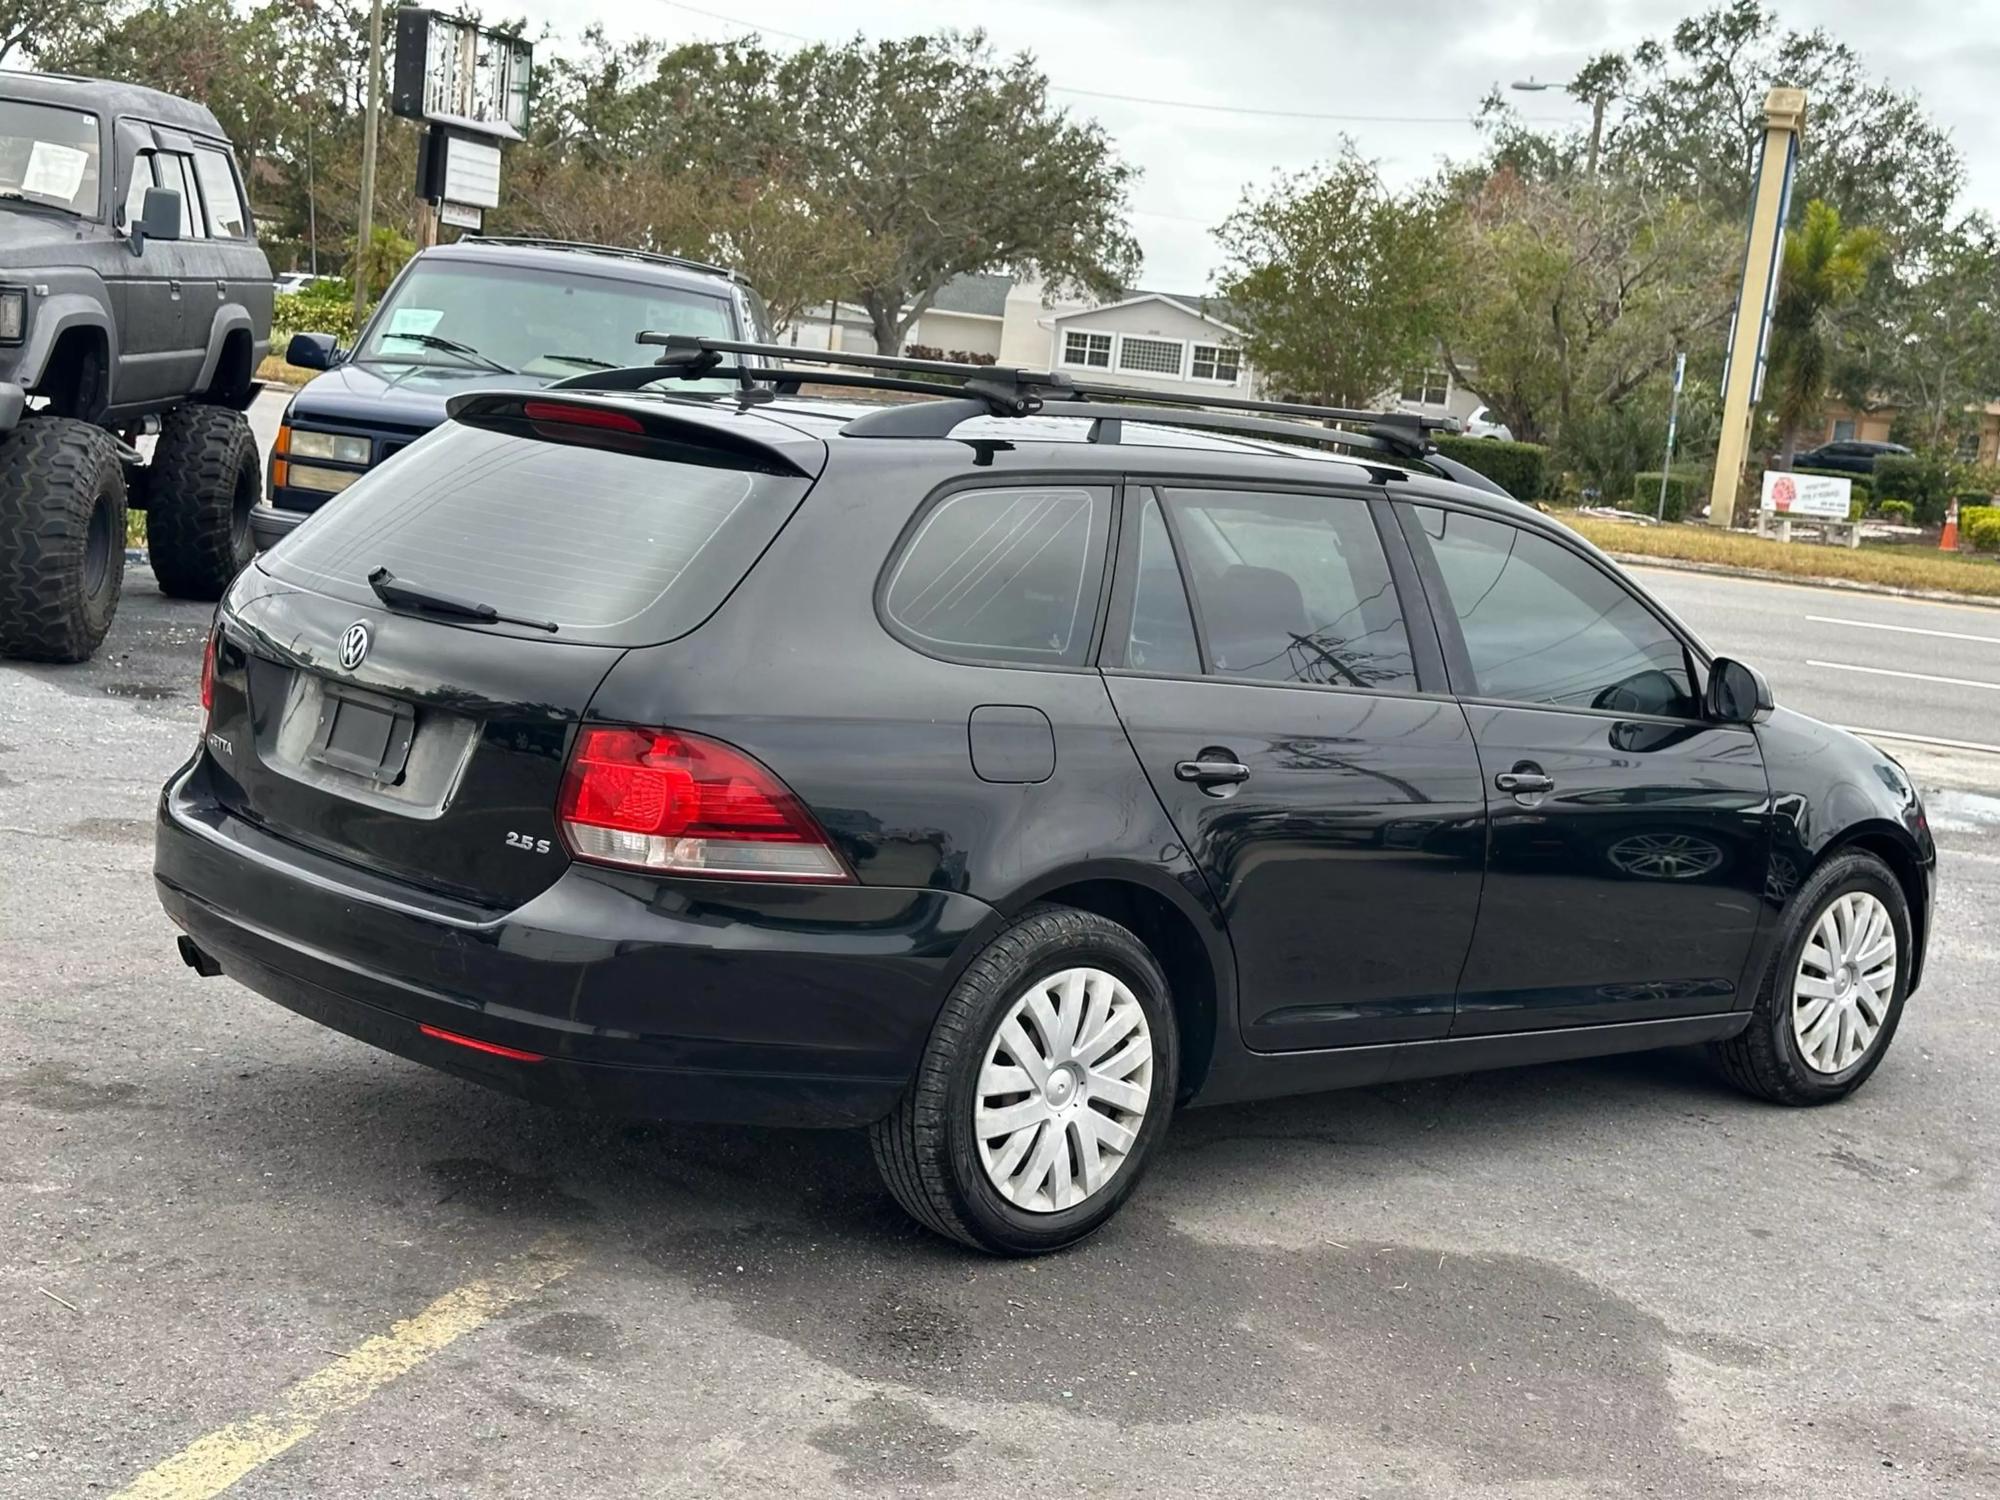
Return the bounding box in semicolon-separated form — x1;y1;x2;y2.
1815;820;1931;992
974;861;1235;1103
194;307;258;401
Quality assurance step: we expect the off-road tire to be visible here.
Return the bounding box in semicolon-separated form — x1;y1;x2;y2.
0;417;128;663
147;404;259;600
1711;849;1912;1105
870;904;1179;1255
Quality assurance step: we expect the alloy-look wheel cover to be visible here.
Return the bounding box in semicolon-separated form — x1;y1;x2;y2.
974;966;1154;1213
1792;891;1897;1074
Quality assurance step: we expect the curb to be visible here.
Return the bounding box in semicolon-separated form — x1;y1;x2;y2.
1599;550;2000;611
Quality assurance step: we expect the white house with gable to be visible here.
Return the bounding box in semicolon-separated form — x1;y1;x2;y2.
789;272;1252;398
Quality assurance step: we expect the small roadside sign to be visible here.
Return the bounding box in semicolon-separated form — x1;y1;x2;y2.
1760;470;1850;519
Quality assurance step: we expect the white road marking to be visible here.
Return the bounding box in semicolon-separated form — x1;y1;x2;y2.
1807;614;2000;646
1622;563;2000;616
1839;725;2000;757
1807;659;2000;692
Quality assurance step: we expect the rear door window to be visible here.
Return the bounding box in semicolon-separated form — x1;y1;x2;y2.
264;423;812;645
882;486;1111;667
1163;487;1419;692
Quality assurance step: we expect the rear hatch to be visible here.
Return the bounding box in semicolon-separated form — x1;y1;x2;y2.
209;394;821;910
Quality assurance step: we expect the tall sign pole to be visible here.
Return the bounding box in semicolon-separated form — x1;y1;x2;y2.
1656;350;1686;520
1707;87;1806;527
352;0;385;326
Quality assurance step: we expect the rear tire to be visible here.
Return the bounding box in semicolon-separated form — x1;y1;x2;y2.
146;404;259;600
870;905;1179;1255
0;417;128;663
1711;850;1911;1105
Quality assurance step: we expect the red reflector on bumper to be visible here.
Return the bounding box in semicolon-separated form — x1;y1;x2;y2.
418;1023;545;1063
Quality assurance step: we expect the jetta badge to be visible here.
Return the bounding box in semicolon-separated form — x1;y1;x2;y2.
338;622;371;672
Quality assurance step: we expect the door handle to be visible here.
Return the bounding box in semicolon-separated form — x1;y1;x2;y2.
215;279;228;296
167;279;182;298
1495;769;1554;795
1175;758;1251;786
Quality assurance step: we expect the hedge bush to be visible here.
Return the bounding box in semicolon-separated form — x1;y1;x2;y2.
1630;469;1703;522
1871;453;1954;524
1432;435;1550;499
1965;512;2000;553
273;282;364;347
1878;500;1915;524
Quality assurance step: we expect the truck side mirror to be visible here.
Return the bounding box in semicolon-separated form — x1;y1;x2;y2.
286;332;341;371
132;185;183;248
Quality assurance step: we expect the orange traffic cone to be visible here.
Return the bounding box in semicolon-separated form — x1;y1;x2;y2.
1940;497;1960;550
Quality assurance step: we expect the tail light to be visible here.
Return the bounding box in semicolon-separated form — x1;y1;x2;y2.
199;626;218;719
557;726;849;882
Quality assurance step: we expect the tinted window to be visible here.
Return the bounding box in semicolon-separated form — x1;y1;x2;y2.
1166;488;1417;691
192;147;248;238
122;152;157;229
883;487;1109;666
1414;506;1696;715
156;154;204;238
1124;494;1200;674
265;424;810;646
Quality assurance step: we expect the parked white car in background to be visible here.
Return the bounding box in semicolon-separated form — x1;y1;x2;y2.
1464;404;1514;440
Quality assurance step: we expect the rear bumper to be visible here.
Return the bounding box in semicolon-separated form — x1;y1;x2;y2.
154;759;996;1126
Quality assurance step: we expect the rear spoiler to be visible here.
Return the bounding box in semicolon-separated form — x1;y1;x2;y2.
443;391;824;479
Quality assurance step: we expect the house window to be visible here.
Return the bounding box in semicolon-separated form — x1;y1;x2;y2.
1957;428;1982;461
1062;331;1112;369
1832;419;1856;442
1190;343;1240;384
1118;336;1184;376
1401;369;1448;406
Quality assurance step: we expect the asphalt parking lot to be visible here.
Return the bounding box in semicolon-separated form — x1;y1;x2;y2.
3;571;1997;1499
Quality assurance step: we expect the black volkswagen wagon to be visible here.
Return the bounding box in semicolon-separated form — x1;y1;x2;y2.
154;343;1936;1254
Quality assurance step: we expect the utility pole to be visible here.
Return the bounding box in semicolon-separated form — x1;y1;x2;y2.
1706;88;1807;528
305;110;318;278
352;0;384;326
1586;93;1607;177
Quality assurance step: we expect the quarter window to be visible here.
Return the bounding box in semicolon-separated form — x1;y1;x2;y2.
1117;336;1183;376
1165;488;1417;692
1413;507;1696;716
192;147;248;238
883;486;1110;667
1062;330;1112;369
1190;343;1240;383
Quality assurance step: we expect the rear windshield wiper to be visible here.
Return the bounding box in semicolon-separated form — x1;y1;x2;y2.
367;567;558;633
375;331;514;374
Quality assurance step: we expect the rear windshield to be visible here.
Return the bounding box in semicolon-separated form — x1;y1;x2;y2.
264;424;812;645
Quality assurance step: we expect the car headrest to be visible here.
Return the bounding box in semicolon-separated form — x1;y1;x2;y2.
1203;564;1307;676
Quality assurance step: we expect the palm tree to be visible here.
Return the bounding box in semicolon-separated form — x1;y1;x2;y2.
1768;199;1884;466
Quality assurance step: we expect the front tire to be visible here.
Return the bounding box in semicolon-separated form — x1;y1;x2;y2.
1712;850;1911;1105
146;404;259;600
0;417;128;662
870;905;1179;1255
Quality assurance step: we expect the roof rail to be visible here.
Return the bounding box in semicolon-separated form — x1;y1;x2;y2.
456;236;744;283
555;335;1480;477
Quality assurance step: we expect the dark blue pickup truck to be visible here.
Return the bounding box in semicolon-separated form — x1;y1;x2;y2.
253;236;768;549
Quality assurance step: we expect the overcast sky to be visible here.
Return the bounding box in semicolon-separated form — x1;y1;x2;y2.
499;0;2000;293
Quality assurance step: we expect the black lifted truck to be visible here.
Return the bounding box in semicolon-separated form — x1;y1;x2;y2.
0;71;271;662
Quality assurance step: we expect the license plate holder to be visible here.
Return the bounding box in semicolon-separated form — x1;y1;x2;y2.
309;683;415;783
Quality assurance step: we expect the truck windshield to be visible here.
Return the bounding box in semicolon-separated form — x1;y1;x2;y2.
353;259;739;383
0;101;102;217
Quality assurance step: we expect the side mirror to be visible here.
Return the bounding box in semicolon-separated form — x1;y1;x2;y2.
132;185;182;248
286;332;341;371
1705;656;1774;725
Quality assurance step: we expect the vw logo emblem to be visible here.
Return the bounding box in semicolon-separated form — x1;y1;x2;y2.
338;622;371;672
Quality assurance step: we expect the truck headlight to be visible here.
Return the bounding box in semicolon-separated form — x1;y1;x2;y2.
286;430;372;465
0;289;25;344
284;464;364;495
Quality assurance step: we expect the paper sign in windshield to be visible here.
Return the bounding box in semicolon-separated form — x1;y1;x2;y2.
384;307;447;338
22;142;89;202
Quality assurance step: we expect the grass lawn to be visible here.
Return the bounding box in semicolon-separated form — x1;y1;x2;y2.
256;353;308;387
1560;514;2000;600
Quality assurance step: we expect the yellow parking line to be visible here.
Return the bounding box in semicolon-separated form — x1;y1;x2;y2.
111;1236;578;1500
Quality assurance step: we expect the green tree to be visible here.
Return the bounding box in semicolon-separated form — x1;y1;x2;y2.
1213;148;1444;409
1437;173;1735;449
1767;199;1883;463
2;0;113;67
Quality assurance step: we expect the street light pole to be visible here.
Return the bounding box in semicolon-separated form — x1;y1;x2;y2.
1511;75;1610;176
352;0;384;326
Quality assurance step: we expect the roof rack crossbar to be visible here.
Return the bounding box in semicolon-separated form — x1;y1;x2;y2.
1032;401;1407;459
627;334;1455;452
